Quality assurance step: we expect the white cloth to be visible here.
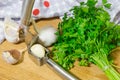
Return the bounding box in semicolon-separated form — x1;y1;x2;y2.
0;0;79;20
0;0;119;21
0;0;120;44
0;21;5;44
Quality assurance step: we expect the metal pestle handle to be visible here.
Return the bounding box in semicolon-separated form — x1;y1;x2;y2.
20;0;35;45
46;58;79;80
21;0;35;26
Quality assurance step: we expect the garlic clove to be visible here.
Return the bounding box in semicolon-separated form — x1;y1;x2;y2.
30;44;45;58
2;49;21;64
3;17;25;43
38;26;57;47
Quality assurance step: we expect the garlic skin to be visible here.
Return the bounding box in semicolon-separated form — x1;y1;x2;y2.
2;51;20;64
38;26;57;47
3;17;25;43
30;44;45;58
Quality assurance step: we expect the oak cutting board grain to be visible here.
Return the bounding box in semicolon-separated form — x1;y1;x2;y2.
0;18;120;80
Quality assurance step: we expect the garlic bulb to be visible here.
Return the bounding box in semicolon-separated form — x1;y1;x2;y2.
30;44;45;58
3;17;25;43
38;26;57;47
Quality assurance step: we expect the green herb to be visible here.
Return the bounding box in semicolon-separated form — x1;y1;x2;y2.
52;0;120;79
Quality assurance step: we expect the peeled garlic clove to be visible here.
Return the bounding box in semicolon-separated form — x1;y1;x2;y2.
3;17;25;43
2;49;21;64
38;26;57;47
30;44;45;58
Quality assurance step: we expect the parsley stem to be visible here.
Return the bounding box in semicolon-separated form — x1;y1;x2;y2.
91;52;120;80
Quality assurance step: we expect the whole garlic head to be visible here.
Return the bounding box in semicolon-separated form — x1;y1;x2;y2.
4;17;25;43
38;26;57;47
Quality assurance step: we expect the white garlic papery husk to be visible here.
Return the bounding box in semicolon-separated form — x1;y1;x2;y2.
38;26;57;47
30;44;45;58
3;17;25;43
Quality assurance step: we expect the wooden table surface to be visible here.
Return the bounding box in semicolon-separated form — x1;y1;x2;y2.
0;18;120;80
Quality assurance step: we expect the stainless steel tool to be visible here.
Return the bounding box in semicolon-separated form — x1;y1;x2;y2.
21;0;35;26
20;0;35;45
20;0;79;80
27;35;79;80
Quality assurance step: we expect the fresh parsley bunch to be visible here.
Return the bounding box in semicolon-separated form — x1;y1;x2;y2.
52;0;120;79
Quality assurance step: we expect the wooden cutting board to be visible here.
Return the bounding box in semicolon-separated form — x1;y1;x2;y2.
0;18;120;80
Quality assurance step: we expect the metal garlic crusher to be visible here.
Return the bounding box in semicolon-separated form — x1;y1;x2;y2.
21;0;79;80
